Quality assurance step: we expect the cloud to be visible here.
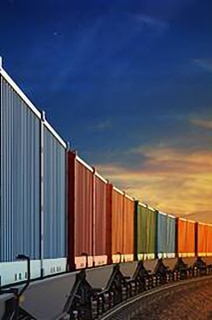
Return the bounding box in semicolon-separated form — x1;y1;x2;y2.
131;13;168;34
134;14;167;29
95;146;212;222
95;120;112;130
190;118;212;130
193;59;212;73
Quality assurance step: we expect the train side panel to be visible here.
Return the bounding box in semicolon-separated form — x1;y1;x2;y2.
146;206;157;259
75;157;93;268
123;195;134;262
43;124;67;276
0;73;41;286
167;215;176;258
206;225;212;256
135;203;156;260
177;218;195;257
106;184;112;264
67;152;94;269
197;222;207;256
197;223;212;257
67;152;75;270
157;212;167;258
135;203;147;260
93;172;108;266
111;187;124;263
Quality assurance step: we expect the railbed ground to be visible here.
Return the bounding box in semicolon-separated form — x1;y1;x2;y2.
100;276;212;320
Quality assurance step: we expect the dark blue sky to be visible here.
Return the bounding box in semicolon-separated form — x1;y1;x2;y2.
1;0;212;218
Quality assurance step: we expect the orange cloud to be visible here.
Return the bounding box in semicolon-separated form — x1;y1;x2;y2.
190;118;212;129
95;146;212;223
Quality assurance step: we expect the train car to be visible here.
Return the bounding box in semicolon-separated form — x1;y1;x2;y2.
68;151;94;269
0;62;67;286
206;224;212;256
93;170;108;266
67;151;109;269
110;186;124;263
134;202;157;260
176;218;195;257
0;64;42;286
196;222;212;257
157;212;176;258
42;117;67;276
107;186;134;263
123;194;134;262
167;214;176;258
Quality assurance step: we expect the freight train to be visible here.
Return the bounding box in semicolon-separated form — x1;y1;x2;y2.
0;59;212;289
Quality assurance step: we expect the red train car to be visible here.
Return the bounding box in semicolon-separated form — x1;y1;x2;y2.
93;170;108;266
67;151;109;269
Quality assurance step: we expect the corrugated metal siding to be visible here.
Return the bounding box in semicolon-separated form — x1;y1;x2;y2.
106;184;112;263
136;204;157;255
167;215;176;254
75;159;93;256
43;126;66;258
123;196;134;255
94;175;107;256
206;225;212;253
136;204;147;254
146;208;156;253
157;213;167;255
178;219;195;255
187;220;195;254
67;151;75;270
197;223;208;255
177;219;187;254
111;189;124;255
0;77;40;261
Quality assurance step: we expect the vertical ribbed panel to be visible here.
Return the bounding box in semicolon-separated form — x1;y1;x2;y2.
167;215;176;254
74;159;93;257
0;77;40;261
43;126;66;258
94;175;107;256
157;213;167;255
111;189;124;255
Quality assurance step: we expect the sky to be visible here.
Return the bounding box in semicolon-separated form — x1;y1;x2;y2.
0;0;212;222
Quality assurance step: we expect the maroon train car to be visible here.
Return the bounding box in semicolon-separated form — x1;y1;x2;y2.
67;151;109;269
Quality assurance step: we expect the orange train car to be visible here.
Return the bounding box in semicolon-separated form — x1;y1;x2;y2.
107;185;134;263
177;218;195;257
196;222;212;257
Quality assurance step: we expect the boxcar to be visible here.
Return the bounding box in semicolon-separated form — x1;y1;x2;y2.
0;67;41;286
135;202;157;260
123;194;134;262
110;186;124;263
0;66;68;285
157;212;176;258
93;170;108;266
167;214;176;258
177;218;195;257
68;152;94;269
197;222;212;257
42;120;67;276
67;152;109;269
107;186;134;263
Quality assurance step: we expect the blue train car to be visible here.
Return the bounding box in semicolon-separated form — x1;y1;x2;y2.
0;61;67;286
157;211;176;258
42;119;67;276
0;65;41;286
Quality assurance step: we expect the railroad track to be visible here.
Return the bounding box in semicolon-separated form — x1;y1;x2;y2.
100;276;212;320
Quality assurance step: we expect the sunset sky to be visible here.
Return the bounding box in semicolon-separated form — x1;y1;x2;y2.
1;0;212;222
